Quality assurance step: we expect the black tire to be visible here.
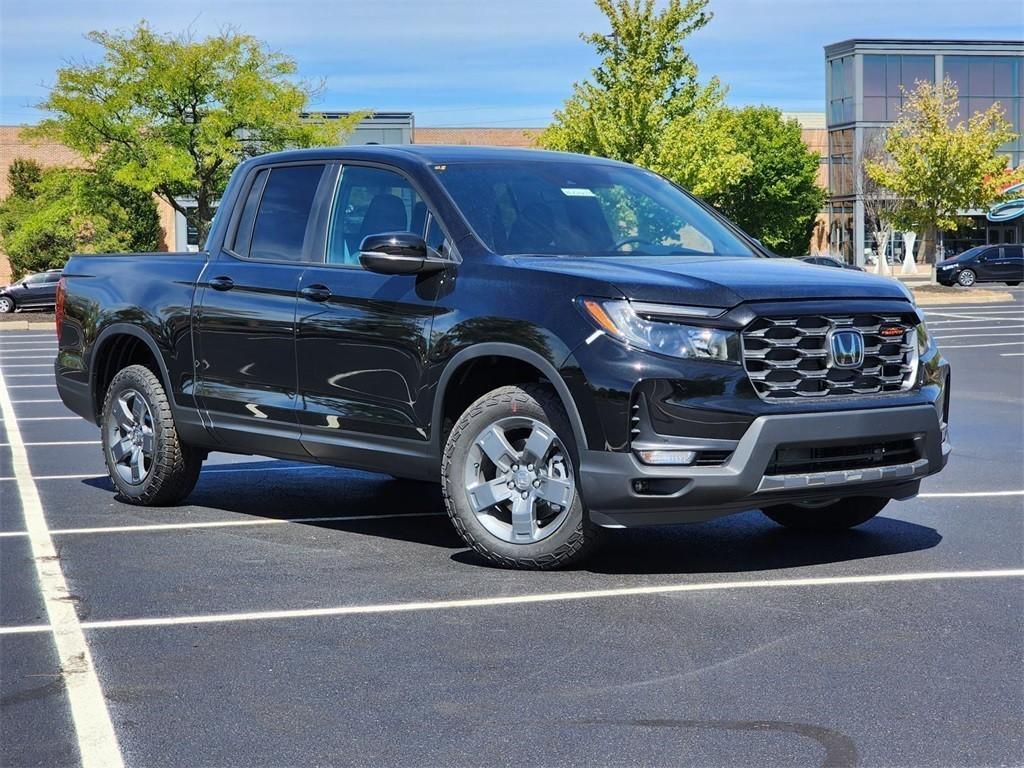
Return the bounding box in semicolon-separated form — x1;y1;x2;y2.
0;296;14;314
1006;281;1020;286
761;496;890;531
100;364;202;506
441;384;602;570
956;269;976;287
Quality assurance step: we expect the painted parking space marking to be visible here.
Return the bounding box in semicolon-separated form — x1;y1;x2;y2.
1000;352;1024;357
10;399;63;404
0;440;100;447
0;511;445;538
940;341;1024;349
918;490;1024;498
3;373;55;378
0;367;124;768
1;569;1021;637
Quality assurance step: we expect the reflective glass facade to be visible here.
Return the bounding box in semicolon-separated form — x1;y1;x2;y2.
825;40;1024;266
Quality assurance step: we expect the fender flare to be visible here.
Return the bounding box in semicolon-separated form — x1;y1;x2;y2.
431;342;590;458
90;323;176;419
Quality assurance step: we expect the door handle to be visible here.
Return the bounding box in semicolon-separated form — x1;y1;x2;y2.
300;284;332;302
208;275;235;291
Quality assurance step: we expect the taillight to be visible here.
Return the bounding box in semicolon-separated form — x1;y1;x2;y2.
55;276;66;342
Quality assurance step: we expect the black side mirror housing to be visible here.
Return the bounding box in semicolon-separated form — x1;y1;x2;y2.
358;232;448;275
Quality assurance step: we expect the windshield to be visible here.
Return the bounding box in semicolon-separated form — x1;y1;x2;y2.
434;160;756;258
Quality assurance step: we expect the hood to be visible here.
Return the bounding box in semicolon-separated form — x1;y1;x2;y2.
513;255;912;308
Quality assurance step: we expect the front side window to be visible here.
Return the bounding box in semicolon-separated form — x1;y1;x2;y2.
24;273;47;285
435;161;754;258
327;165;426;266
248;164;326;262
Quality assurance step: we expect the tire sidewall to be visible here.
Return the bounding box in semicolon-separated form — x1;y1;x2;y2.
101;365;172;501
957;269;976;287
0;296;14;313
443;386;588;567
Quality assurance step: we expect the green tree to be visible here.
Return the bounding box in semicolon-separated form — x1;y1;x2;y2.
28;22;364;244
0;165;160;278
539;0;749;196
708;107;825;256
867;77;1020;261
7;158;43;198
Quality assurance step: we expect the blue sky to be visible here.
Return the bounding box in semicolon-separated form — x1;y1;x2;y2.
1;0;1021;127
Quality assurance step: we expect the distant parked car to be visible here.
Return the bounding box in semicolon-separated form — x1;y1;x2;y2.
800;256;865;271
0;269;63;313
936;245;1024;287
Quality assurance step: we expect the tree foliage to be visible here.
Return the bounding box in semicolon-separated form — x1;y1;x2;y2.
27;22;364;243
539;0;748;196
867;78;1020;255
0;164;160;278
540;1;824;255
706;107;825;256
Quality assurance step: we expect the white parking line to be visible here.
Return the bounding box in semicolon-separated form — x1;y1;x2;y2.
0;355;55;359
0;569;1020;637
1001;352;1024;357
0;511;444;538
0;440;99;447
933;332;1024;340
0;369;124;767
940;341;1024;349
919;490;1024;498
0;416;79;422
10;399;63;404
3;373;54;378
5;384;57;389
0;364;52;368
928;326;1024;334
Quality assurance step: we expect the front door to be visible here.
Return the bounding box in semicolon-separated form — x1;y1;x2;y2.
295;163;450;471
193;162;331;458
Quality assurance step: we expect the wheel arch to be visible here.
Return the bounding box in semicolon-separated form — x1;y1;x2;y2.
90;324;174;422
432;343;590;459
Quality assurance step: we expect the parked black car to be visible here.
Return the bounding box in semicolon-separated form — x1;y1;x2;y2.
0;269;62;313
936;244;1024;287
800;255;865;271
55;146;950;569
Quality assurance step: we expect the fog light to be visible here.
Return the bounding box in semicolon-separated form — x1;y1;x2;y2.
635;449;697;466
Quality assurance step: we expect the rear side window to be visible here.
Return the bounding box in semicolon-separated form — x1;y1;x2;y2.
1003;245;1023;261
248;165;326;262
231;169;269;256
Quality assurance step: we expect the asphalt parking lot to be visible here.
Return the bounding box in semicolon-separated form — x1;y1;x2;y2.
1;292;1022;768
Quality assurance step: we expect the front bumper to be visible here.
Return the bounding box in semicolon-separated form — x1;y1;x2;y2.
579;403;950;527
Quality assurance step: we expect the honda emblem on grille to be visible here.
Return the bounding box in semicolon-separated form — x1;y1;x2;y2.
828;329;865;368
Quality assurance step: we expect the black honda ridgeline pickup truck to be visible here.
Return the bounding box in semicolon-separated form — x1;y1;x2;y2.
56;146;951;569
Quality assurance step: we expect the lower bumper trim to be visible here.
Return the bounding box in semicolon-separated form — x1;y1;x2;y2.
757;458;929;493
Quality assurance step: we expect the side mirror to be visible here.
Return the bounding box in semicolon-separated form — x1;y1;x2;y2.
358;232;448;275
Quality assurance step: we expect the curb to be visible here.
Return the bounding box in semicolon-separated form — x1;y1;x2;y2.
0;321;55;332
912;288;1014;306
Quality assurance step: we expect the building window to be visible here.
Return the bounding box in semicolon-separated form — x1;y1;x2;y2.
829;56;854;125
862;54;935;122
945;55;1023;168
829;202;854;262
828;128;855;198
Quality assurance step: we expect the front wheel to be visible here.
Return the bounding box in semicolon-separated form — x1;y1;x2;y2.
101;364;202;506
1007;281;1020;286
442;384;601;569
956;269;977;287
761;496;890;531
0;296;14;314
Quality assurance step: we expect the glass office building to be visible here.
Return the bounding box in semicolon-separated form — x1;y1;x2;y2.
825;39;1024;265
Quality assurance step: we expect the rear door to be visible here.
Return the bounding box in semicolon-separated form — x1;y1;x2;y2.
193;162;332;458
295;163;451;468
991;245;1023;281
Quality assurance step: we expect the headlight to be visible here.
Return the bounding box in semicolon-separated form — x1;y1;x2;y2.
578;298;740;363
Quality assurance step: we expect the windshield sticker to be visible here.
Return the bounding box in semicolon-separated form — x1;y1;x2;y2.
561;187;596;197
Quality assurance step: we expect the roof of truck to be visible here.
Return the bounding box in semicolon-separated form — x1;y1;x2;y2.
248;144;629;167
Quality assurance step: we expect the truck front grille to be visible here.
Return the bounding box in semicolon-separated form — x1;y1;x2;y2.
742;314;916;399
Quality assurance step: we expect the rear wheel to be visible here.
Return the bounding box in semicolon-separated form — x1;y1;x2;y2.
101;364;202;506
956;269;977;287
1007;281;1020;286
761;496;889;531
442;384;601;569
0;296;14;314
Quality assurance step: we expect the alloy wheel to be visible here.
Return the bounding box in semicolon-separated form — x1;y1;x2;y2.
463;416;575;544
106;388;155;485
0;297;12;313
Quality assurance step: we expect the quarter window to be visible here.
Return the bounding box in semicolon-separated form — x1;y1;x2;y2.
248;165;326;262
